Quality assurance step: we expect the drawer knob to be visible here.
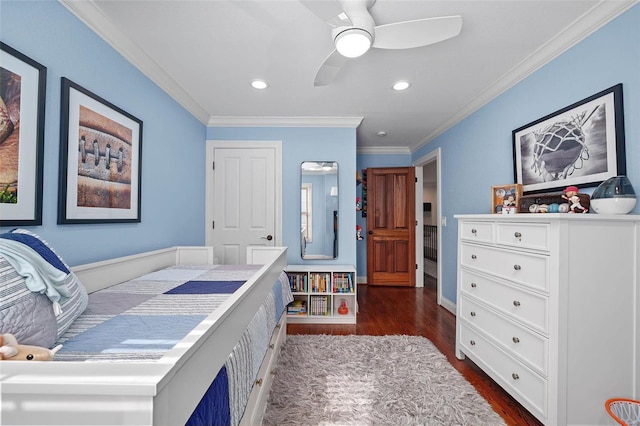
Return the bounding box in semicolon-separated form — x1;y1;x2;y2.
470;311;476;317
470;282;477;288
514;231;522;238
471;228;477;234
471;254;477;260
513;300;521;307
512;337;520;343
470;340;476;346
513;264;521;271
512;373;520;380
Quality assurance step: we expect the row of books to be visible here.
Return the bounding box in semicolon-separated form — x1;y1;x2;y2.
309;273;330;293
287;272;355;293
333;272;355;293
308;296;330;316
287;273;307;293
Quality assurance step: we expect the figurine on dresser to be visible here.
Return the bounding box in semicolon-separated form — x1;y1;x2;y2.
562;186;588;213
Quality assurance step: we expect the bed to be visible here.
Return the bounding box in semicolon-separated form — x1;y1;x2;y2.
0;230;290;426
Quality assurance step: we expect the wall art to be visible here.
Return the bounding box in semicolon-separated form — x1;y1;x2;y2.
513;84;625;193
59;77;142;223
0;43;46;226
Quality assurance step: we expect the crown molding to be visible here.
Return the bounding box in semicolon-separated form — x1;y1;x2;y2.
357;146;411;155
410;0;639;153
208;116;363;128
59;0;211;124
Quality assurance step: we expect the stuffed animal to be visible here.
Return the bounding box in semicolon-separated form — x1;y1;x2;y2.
0;333;62;361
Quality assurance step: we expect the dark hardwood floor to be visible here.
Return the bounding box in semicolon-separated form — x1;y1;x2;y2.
287;276;543;426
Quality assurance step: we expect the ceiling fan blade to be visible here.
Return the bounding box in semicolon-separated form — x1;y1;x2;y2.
314;49;348;86
372;15;462;50
299;0;352;27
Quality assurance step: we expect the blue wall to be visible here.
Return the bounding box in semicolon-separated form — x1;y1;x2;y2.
0;1;207;265
412;4;640;304
207;127;357;267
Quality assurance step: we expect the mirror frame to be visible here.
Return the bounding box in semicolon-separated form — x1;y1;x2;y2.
300;161;338;260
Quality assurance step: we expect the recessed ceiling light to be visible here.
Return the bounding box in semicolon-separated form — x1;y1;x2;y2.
251;79;268;90
377;131;388;137
392;80;410;91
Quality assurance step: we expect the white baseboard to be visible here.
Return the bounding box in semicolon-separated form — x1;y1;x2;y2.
439;297;456;315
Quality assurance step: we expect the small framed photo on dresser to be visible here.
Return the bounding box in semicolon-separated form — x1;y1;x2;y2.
492;184;522;214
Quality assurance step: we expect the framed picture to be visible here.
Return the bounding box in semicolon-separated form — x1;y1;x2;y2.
58;78;142;224
513;84;625;194
0;43;47;226
491;184;522;214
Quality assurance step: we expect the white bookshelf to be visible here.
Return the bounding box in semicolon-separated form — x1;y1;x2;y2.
285;265;357;324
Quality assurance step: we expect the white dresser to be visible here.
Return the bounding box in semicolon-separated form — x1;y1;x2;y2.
455;214;639;426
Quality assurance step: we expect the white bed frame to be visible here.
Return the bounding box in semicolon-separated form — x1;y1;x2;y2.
0;246;288;426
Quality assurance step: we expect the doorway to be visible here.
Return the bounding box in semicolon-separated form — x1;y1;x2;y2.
413;148;443;307
366;167;416;287
205;140;282;264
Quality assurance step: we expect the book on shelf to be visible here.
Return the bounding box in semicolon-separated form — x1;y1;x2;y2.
332;272;354;293
287;299;307;315
309;272;331;293
309;295;329;316
287;272;308;292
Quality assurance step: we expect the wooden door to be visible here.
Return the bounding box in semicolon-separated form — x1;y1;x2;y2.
208;146;277;264
366;167;416;286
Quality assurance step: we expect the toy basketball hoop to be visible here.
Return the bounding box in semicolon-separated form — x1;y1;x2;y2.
606;398;640;425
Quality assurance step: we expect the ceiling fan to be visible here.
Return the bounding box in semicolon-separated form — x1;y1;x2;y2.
301;0;463;86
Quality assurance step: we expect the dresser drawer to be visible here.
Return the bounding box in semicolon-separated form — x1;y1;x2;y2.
459;324;547;418
460;221;494;244
460;243;549;292
497;222;550;252
459;295;548;375
460;269;548;333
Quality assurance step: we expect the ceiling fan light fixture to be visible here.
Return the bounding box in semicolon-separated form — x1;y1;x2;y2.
335;28;372;58
250;79;268;90
392;80;411;91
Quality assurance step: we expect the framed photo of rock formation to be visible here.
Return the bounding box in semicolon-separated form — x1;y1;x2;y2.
0;43;47;226
58;77;142;224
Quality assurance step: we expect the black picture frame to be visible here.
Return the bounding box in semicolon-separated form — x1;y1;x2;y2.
512;84;625;194
0;42;46;227
58;77;142;224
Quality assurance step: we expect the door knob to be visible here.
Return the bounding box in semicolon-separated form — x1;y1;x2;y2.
261;234;273;241
368;231;373;235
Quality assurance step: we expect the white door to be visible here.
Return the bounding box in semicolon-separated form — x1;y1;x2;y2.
205;141;282;264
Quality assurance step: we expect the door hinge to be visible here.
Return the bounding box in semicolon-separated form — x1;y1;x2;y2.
416;264;418;270
212;162;215;170
415;220;418;226
415;177;418;182
212;221;215;229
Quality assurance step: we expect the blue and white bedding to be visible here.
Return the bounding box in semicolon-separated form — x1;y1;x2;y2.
53;264;292;426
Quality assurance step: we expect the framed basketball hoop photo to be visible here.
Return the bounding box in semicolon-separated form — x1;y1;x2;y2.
512;84;625;194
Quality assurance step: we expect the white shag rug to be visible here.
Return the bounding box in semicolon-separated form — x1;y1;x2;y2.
263;335;506;426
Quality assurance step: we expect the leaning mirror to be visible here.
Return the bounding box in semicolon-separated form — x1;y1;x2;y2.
301;161;338;259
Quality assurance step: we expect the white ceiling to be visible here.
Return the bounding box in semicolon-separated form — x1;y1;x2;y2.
61;0;636;153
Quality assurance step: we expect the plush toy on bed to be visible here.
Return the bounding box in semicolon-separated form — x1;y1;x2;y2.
0;333;62;361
